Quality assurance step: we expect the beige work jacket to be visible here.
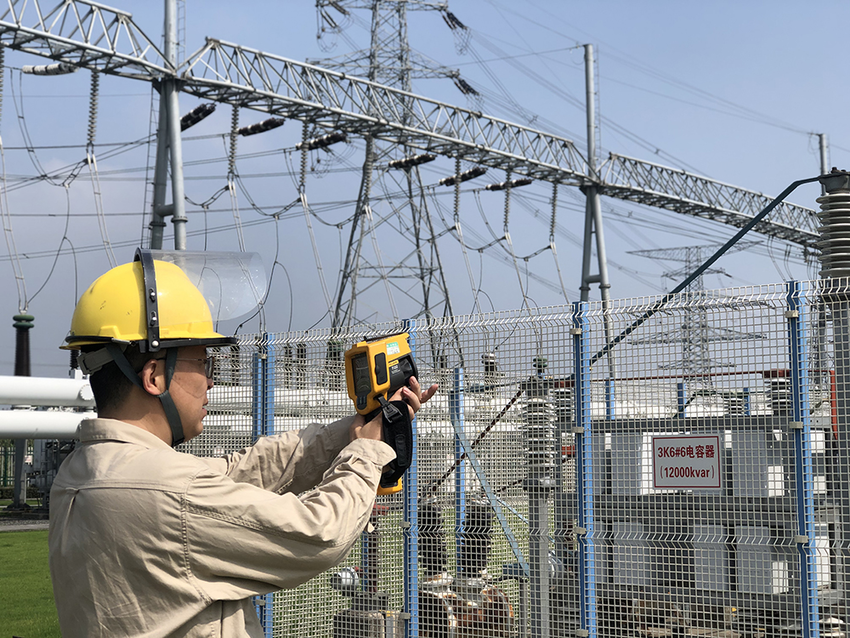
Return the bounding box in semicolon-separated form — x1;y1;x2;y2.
49;416;395;637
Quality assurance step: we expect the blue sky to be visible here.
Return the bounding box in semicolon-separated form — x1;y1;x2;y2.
0;0;846;377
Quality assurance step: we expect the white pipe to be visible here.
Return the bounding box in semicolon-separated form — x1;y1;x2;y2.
0;410;92;438
0;375;94;407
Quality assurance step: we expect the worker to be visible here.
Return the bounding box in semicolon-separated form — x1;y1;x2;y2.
48;250;437;637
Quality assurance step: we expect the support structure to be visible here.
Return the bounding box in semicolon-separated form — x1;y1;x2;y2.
629;243;765;384
524;364;554;638
787;280;820;637
403;319;419;638
149;0;187;250
252;334;275;638
572;301;596;637
579;44;616;382
600;153;819;248
320;1;463;326
0;0;822;265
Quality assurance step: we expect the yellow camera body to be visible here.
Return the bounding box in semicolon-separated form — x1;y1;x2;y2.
345;333;418;495
345;332;417;416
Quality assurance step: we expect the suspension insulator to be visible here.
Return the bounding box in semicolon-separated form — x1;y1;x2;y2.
296;131;347;151
549;183;559;240
237;117;285;137
502;170;512;229
180;102;216;132
0;48;5;126
300;123;309;190
22;62;77;76
87;72;100;147
439;165;486;187
228;106;239;176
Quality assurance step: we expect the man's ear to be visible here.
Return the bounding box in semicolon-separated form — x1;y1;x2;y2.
138;358;165;396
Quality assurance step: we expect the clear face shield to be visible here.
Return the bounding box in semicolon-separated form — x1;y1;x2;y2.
148;250;268;332
66;249;267;376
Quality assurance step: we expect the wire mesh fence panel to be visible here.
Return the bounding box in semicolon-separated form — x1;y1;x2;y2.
1;444;14;488
819;278;850;637
182;279;845;637
581;281;838;638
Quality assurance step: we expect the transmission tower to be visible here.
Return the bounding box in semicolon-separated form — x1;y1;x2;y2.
315;0;463;328
629;243;764;383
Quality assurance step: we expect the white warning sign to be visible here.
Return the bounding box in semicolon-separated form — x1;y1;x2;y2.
652;435;721;489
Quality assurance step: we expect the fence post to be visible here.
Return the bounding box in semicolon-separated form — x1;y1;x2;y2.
451;367;467;574
677;381;687;418
787;281;820;638
252;333;275;638
403;320;419;638
573;301;596;637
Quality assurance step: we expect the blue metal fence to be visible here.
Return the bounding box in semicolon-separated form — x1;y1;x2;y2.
191;278;845;637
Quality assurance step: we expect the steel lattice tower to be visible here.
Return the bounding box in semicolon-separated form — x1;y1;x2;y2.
629;244;764;383
315;1;459;327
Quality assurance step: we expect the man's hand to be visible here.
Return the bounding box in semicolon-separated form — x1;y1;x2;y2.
350;376;439;442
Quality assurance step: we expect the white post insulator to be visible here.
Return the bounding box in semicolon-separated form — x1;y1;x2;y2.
0;410;91;439
0;375;94;407
817;172;850;280
552;386;572;424
524;395;556;478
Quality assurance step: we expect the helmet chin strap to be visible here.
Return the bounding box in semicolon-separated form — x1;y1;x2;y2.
106;343;185;447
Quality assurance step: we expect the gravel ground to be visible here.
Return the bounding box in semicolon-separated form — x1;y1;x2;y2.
0;516;49;532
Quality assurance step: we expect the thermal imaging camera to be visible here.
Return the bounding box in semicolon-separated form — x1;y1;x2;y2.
345;333;418;494
345;333;417;417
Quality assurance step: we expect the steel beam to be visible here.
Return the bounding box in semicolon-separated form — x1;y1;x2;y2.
179;39;588;184
0;2;822;252
600;153;820;249
0;0;169;78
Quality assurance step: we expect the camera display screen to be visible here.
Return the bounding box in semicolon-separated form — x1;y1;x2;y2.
352;353;372;397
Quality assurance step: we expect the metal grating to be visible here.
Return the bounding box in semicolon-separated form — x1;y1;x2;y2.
186;279;849;638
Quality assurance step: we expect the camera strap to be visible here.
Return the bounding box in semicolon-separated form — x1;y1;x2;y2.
378;398;413;489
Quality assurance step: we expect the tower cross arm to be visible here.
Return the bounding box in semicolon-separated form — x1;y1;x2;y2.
180;39;589;185
0;0;169;78
599;153;820;249
316;1;449;10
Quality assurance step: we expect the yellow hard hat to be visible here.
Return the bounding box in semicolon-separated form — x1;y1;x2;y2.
63;250;235;353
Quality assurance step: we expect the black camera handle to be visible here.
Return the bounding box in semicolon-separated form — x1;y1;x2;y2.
375;396;413;489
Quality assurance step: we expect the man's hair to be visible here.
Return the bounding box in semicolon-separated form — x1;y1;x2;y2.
85;346;159;413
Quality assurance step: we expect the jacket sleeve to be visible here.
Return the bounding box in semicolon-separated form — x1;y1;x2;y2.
184;438;396;599
200;415;356;494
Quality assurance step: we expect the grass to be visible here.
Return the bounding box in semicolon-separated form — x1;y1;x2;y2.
0;529;61;638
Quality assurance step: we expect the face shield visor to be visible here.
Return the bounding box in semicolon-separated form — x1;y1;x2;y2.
148;249;267;332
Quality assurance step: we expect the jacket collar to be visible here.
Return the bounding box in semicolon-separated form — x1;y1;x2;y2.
79;417;173;450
